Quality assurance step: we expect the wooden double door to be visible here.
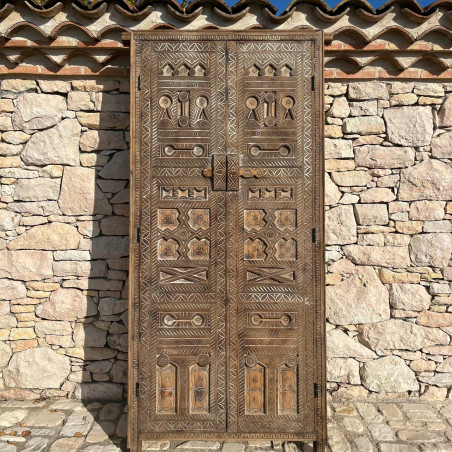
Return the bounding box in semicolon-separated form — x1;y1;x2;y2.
128;31;326;451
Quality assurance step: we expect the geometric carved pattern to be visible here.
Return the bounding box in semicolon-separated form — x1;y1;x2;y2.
160;267;208;284
244;238;266;260
244;210;266;232
275;238;297;261
246;267;296;284
188;209;210;230
274;210;296;231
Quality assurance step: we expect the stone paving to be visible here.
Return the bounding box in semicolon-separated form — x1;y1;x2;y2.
0;400;450;451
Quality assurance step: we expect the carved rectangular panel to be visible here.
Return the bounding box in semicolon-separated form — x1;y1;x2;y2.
130;31;325;448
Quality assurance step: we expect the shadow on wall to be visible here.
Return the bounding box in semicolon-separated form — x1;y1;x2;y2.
0;78;131;448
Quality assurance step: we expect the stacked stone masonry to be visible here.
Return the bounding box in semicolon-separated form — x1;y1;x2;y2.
1;79;452;403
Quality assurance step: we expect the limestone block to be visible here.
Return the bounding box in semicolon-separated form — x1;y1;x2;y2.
36;288;97;321
360;188;395;203
327;358;360;384
35;320;72;337
390;284;431;312
331;171;371;187
432;131;452;158
75;382;123;401
325;205;357;245
59;166;112;216
2;131;30;145
0;250;53;280
76;112;129;130
21;119;80;166
72;80;120;92
326;266;390;325
327;329;377;359
13;178;60;202
94;94;130;112
438;94;452;127
12;94;66;130
38;80;71;93
399;159;452;201
0;210;21;231
349;100;378;116
1;80;37;93
354;204;388;225
409;233;452;267
0;143;23;156
358;319;449;351
417;311;452;328
344;245;410;268
343;116;385;135
325;173;341;206
98;151;129;180
384;107;433;147
361;356;419;392
67;92;94;111
0;279;26;300
90;236;129;259
73;323;107;347
327;96;350;118
100;216;129;236
355;145;414;169
409;201;445;221
348;81;389;100
4;347;70;389
80;130;126;152
325;139;354;159
8;223;80;251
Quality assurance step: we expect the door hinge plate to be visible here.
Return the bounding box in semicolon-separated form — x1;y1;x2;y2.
312;227;317;243
314;383;320;398
135;382;140;397
138;75;142;91
311;75;315;91
137;227;141;243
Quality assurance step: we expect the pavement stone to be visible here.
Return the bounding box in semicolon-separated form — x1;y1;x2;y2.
0;400;447;451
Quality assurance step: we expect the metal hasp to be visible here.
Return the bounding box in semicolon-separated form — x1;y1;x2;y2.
128;30;326;452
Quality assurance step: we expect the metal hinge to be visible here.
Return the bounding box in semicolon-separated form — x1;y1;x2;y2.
311;75;315;91
312;227;317;243
137;227;141;243
138;75;142;91
314;383;320;398
135;382;140;397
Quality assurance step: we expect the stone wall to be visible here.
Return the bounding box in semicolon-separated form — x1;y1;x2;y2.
325;81;452;402
0;79;130;401
0;78;452;402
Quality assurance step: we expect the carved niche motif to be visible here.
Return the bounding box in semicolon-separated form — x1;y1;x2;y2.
245;358;265;415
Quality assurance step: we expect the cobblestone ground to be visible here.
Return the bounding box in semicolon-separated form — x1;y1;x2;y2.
0;400;451;451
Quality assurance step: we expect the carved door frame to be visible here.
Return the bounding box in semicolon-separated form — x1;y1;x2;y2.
129;30;326;452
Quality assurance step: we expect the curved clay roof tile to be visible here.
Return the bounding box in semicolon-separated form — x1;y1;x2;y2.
71;2;108;18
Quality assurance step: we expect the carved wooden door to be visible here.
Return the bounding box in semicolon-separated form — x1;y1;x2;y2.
129;31;325;452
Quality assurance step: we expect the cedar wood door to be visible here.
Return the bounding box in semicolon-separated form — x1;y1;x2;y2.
129;30;325;451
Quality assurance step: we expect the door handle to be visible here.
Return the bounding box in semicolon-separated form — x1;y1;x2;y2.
203;155;263;191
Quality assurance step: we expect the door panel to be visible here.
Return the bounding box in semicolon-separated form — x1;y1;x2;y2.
132;38;228;434
230;40;316;434
129;31;325;448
